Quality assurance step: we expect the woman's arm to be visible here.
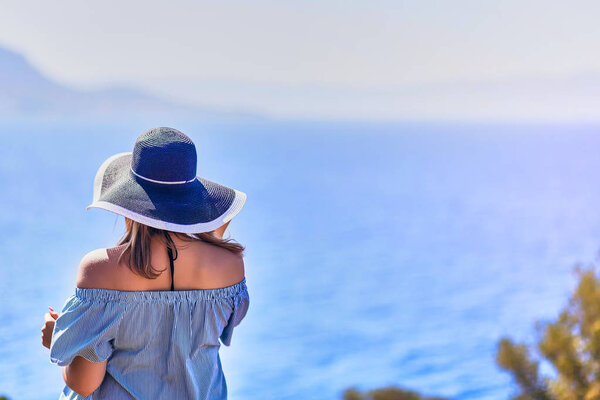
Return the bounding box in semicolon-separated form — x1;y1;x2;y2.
43;310;109;397
62;357;108;397
61;250;111;396
42;307;107;397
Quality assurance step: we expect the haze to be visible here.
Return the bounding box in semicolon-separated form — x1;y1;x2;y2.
1;0;600;121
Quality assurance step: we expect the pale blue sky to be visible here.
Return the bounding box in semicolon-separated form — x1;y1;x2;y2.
2;0;600;120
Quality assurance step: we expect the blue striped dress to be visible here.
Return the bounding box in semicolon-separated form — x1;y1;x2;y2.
49;279;249;399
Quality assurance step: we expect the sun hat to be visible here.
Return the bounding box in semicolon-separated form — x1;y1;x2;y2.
86;127;246;234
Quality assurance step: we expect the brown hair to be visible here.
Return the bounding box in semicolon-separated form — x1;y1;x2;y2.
117;217;245;279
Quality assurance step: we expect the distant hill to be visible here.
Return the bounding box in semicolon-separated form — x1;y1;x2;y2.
5;45;600;122
0;46;253;120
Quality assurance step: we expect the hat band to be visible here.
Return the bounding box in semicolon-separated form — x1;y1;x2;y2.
130;167;196;185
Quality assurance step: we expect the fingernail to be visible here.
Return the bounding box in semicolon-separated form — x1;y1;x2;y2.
48;306;54;311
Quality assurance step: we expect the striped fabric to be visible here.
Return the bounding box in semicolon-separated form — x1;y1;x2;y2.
49;279;249;399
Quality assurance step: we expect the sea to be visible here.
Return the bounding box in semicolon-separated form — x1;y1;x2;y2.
1;118;600;400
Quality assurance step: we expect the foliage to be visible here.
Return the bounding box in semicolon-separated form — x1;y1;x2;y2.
343;386;449;400
496;264;600;400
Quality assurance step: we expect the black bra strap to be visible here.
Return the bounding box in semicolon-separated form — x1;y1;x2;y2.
167;246;175;291
163;231;178;291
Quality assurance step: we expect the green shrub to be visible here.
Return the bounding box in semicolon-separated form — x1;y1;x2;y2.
343;385;449;400
496;264;600;399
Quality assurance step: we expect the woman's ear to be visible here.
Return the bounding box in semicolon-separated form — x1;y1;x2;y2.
214;221;231;239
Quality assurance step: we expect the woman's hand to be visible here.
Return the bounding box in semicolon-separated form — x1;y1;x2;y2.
41;306;59;349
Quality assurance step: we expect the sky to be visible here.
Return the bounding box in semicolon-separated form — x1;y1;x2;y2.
1;0;600;121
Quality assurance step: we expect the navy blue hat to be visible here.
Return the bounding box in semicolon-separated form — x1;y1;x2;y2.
86;127;246;233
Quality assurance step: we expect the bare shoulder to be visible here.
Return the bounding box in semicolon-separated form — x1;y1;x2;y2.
225;251;245;274
75;246;123;289
190;242;246;286
213;251;245;287
201;242;245;270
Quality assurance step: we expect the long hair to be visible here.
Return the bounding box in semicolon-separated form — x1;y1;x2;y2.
117;217;245;279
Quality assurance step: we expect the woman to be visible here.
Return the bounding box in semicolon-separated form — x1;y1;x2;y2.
40;127;249;399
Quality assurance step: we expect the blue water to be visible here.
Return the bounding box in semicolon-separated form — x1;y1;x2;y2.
1;119;600;399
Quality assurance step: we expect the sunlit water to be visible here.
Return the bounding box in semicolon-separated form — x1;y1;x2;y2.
1;119;600;399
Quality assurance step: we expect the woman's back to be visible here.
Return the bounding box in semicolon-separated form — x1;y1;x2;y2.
49;236;250;400
77;234;245;292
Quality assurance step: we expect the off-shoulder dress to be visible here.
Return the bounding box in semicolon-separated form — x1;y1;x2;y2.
49;247;249;399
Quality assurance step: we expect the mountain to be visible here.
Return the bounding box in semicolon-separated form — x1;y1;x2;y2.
0;46;252;120
4;45;600;122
